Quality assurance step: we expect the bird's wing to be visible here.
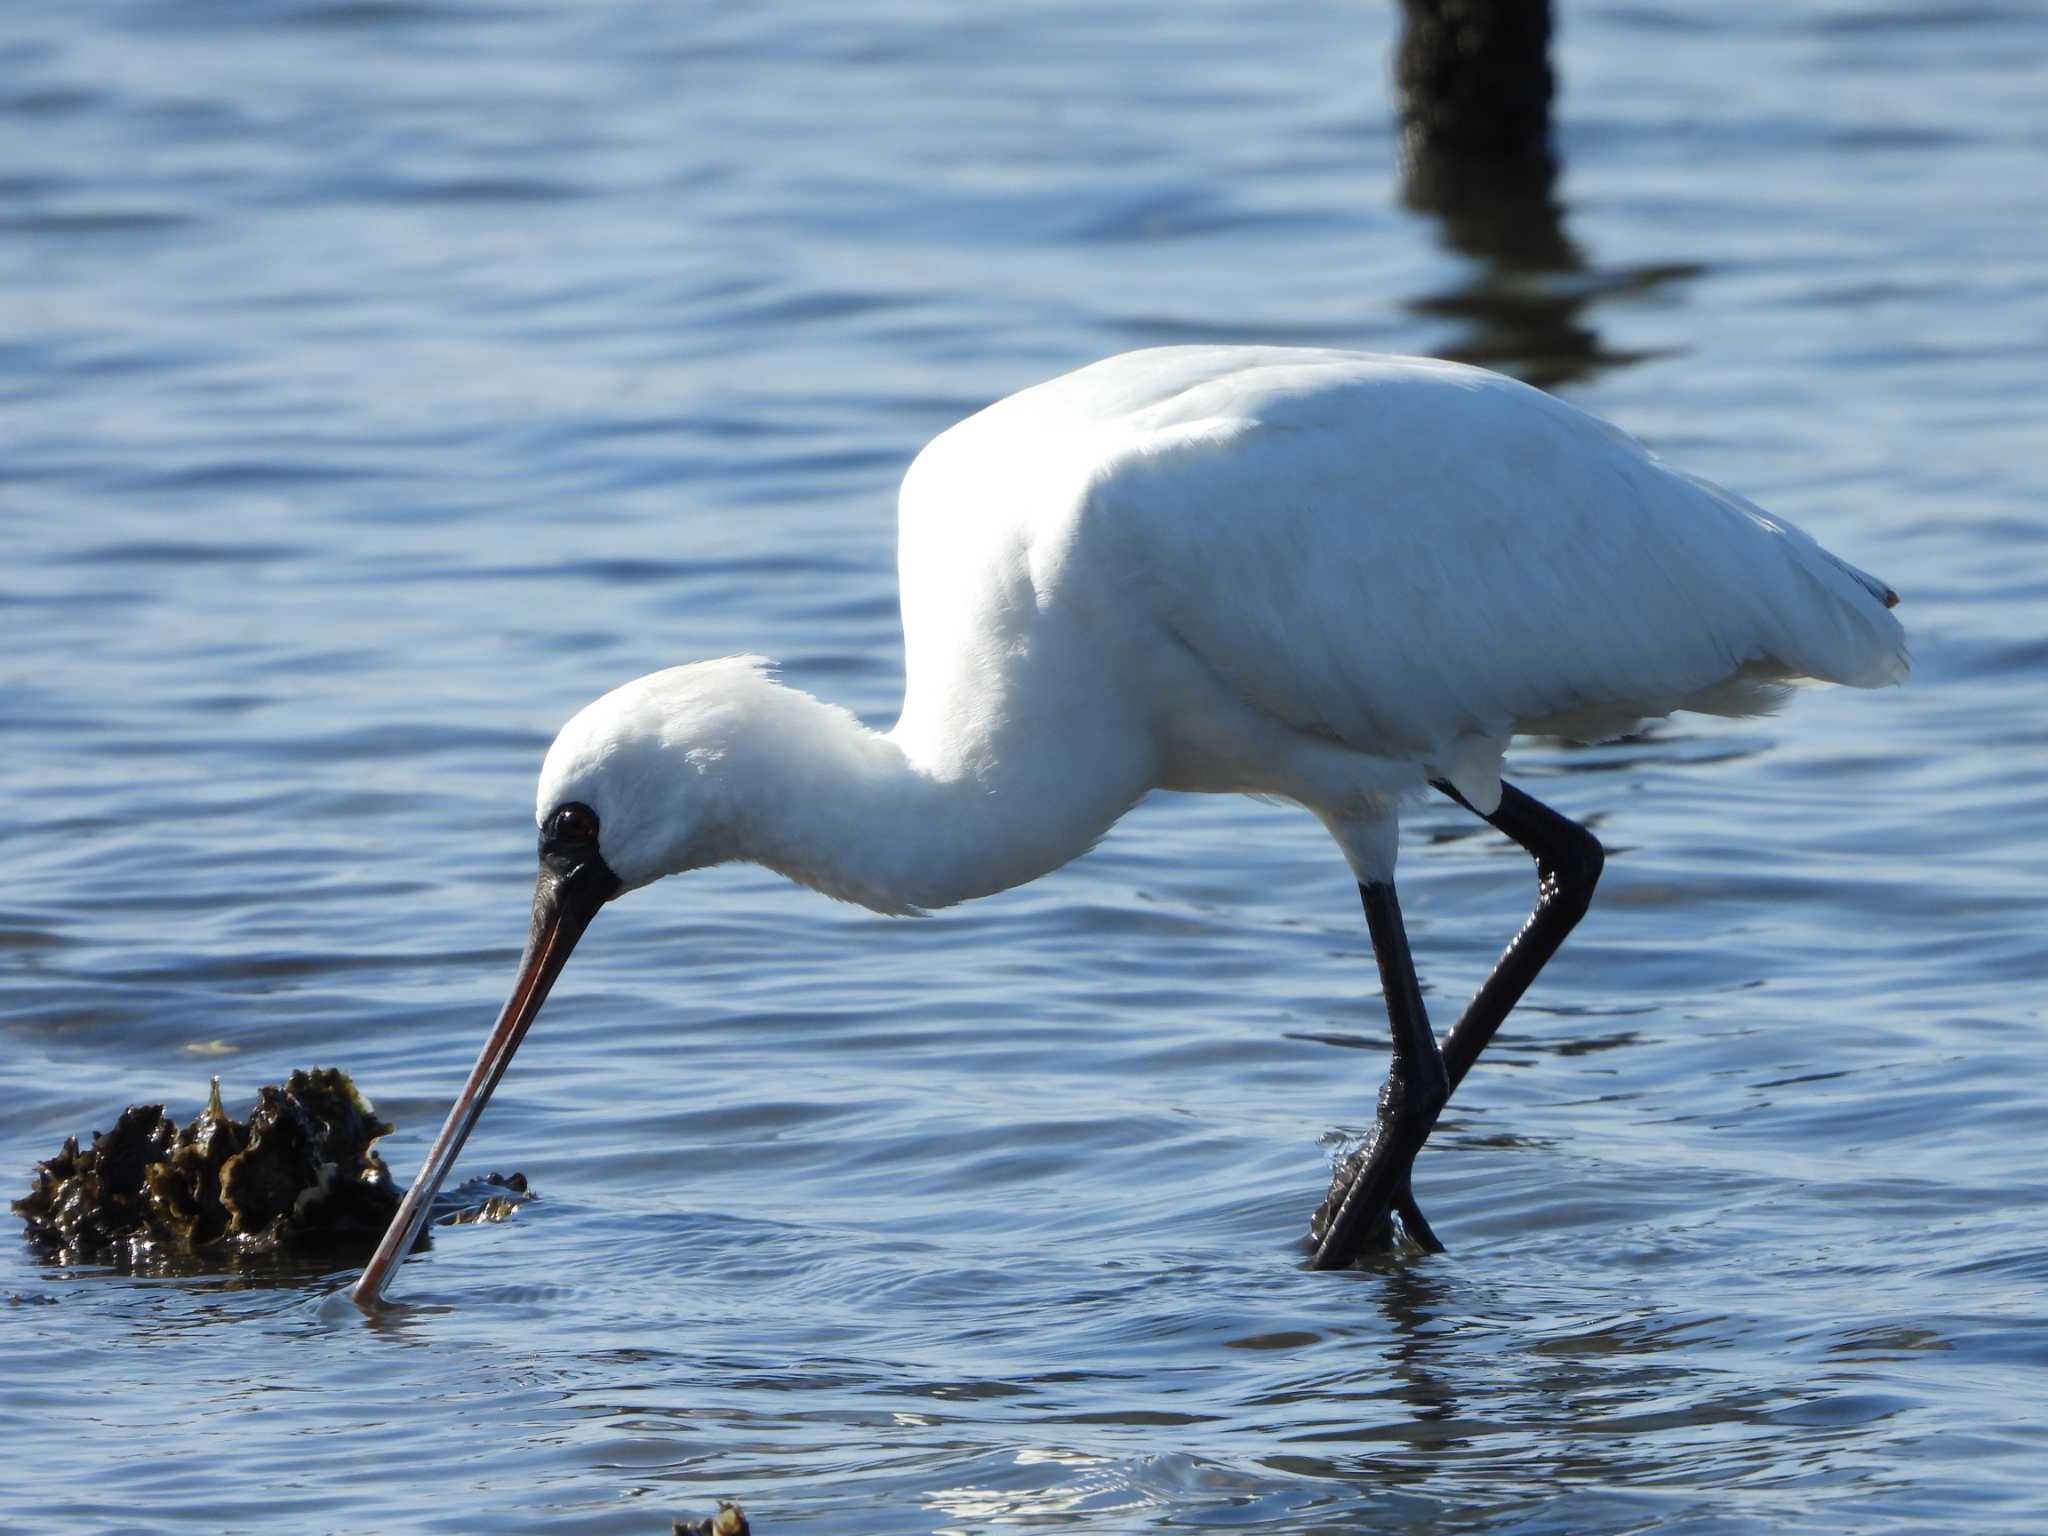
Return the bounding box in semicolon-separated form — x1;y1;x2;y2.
1078;355;1902;759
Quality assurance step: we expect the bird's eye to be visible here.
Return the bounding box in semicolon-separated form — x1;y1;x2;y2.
548;803;599;845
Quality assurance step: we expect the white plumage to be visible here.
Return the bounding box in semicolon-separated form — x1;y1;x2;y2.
355;345;1908;1302
541;346;1905;908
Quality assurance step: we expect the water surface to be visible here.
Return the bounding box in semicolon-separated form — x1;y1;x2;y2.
5;2;2047;1532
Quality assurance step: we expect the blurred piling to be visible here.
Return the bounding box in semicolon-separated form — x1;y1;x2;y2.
1391;0;1616;389
1395;0;1556;171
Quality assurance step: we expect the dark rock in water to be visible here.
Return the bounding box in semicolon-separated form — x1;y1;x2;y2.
14;1069;403;1271
674;1503;750;1536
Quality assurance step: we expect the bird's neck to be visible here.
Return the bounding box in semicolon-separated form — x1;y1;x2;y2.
729;681;1151;914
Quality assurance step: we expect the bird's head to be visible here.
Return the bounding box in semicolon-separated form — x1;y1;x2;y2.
532;655;782;893
352;656;787;1307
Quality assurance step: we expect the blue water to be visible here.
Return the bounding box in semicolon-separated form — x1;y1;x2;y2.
6;3;2048;1532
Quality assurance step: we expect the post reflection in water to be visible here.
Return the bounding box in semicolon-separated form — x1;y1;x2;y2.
1392;0;1701;389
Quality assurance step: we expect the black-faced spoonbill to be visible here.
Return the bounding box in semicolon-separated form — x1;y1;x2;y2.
353;346;1906;1306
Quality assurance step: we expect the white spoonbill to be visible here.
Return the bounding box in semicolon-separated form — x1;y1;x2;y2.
353;346;1906;1305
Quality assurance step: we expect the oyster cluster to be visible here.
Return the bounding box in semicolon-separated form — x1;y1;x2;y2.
14;1068;402;1270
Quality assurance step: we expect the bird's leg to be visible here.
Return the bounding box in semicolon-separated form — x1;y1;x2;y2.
1309;879;1451;1264
1430;780;1605;1097
1308;779;1604;1268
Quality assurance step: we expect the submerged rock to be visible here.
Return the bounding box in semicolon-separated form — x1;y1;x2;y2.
443;1170;535;1226
13;1070;535;1274
674;1503;750;1536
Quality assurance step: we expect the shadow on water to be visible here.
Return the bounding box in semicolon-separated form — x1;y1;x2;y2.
1391;0;1702;389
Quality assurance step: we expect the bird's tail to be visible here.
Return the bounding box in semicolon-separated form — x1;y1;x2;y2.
1784;543;1909;688
1679;470;1910;690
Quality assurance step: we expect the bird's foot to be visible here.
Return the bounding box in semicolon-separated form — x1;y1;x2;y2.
1308;1153;1441;1261
1307;1073;1447;1266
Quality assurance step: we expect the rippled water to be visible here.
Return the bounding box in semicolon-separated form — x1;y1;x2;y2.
6;2;2047;1531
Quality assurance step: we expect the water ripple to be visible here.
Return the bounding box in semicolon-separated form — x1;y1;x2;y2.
5;0;2047;1532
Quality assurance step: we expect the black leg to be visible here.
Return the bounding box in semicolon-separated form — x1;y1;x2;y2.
1309;880;1450;1264
1432;780;1605;1095
1308;779;1603;1267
